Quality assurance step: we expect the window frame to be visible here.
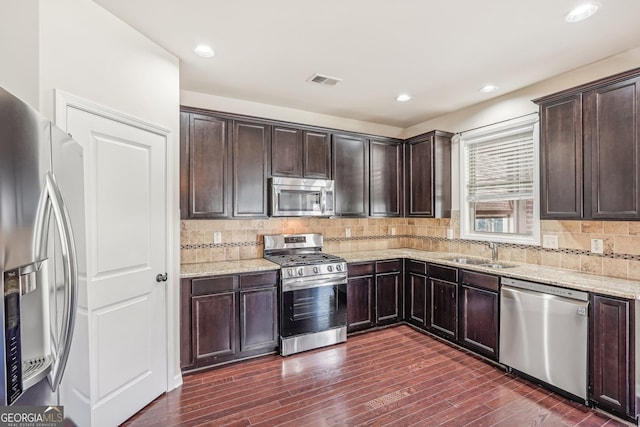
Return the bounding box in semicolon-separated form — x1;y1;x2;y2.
456;114;541;246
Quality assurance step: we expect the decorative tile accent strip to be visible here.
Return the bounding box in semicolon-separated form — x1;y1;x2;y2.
182;241;262;250
181;234;640;261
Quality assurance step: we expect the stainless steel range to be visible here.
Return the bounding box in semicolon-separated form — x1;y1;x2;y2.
264;234;347;356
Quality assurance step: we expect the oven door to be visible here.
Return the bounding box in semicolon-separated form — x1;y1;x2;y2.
280;279;347;338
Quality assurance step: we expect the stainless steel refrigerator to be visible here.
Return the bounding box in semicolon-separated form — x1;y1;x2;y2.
0;86;85;407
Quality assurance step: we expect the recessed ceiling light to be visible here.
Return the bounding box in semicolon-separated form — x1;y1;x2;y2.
564;3;600;23
396;94;412;102
194;44;215;58
480;85;499;93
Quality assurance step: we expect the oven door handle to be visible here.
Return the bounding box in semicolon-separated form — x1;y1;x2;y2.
282;276;347;292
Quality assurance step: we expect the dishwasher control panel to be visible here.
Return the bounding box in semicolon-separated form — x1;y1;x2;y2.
501;277;589;302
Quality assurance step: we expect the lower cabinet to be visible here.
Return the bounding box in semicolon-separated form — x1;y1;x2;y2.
458;270;499;360
180;270;278;371
347;262;375;333
239;279;278;352
192;289;237;361
428;264;458;340
591;294;635;418
346;259;403;332
375;259;403;325
405;260;428;329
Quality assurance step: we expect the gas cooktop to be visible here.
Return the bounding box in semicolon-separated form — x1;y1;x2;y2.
264;252;344;267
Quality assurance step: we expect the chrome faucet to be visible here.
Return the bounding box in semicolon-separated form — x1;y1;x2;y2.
488;242;498;262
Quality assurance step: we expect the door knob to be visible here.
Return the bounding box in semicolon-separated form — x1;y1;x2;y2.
156;273;168;282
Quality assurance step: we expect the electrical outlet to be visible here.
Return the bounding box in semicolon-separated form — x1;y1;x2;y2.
591;238;604;254
213;231;222;245
446;228;454;239
391;227;396;236
345;228;351;238
542;235;559;249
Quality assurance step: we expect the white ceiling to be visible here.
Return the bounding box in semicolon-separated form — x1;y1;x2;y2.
94;0;640;128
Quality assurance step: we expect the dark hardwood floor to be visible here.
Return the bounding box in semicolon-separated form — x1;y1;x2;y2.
124;325;630;426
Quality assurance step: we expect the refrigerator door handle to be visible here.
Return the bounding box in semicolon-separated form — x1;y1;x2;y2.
34;171;79;392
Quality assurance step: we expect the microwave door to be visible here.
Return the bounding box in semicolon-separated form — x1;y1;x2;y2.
277;188;323;216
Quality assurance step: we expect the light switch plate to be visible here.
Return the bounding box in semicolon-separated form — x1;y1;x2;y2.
542;235;558;249
446;228;454;239
345;228;351;238
391;227;396;236
213;231;222;244
591;238;604;254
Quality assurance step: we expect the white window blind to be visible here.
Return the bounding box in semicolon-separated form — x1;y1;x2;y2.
464;124;535;202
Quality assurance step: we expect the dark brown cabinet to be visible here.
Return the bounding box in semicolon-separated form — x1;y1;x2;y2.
370;138;403;217
333;133;369;217
180;271;278;371
584;76;640;219
458;270;499;359
405;260;428;329
539;94;583;219
271;126;302;178
536;68;640;220
405;130;453;218
192;291;236;361
271;127;332;179
375;259;403;325
180;112;231;219
239;273;278;352
347;262;375;333
304;130;332;179
428;264;458;339
233;120;270;217
591;294;635;417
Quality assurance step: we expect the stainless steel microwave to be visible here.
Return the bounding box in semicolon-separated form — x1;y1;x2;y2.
270;177;335;217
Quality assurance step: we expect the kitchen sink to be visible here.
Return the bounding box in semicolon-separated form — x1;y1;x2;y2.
480;262;516;269
445;257;490;265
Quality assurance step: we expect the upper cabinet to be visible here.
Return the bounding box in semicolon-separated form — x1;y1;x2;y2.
405;130;453;218
333;133;370;217
232;120;270;218
370;138;403;217
539;94;583;219
180;109;269;219
180;106;453;220
584;76;640;219
271;126;331;179
536;68;640;220
180;112;231;219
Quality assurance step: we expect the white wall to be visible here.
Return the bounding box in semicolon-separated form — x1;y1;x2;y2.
181;90;405;138
38;0;179;130
404;47;640;138
0;0;40;108
402;47;640;210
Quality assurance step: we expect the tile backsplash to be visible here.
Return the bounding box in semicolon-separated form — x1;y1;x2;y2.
181;212;640;281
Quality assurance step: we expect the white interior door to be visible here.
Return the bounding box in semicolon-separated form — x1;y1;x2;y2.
66;106;167;426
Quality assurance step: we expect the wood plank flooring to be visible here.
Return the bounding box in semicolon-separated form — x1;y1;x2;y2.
123;325;631;426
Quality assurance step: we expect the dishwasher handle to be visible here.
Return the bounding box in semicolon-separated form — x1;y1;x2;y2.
501;277;589;302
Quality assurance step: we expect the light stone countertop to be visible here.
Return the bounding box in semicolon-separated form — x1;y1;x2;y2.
332;249;640;300
180;249;640;300
180;258;279;279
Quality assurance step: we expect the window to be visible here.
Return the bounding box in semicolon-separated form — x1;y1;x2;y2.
456;114;540;245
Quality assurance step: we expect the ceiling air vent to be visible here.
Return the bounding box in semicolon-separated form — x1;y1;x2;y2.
307;73;342;87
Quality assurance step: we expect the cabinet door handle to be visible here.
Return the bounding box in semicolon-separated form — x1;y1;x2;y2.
156;273;168;282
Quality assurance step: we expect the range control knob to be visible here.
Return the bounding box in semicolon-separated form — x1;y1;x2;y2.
327;265;333;272
336;264;342;271
313;266;319;274
297;268;304;276
287;269;294;277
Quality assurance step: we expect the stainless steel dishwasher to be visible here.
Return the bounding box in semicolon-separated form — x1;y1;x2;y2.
499;277;589;402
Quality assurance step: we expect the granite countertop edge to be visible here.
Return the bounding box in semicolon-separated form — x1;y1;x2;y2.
180;249;640;300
